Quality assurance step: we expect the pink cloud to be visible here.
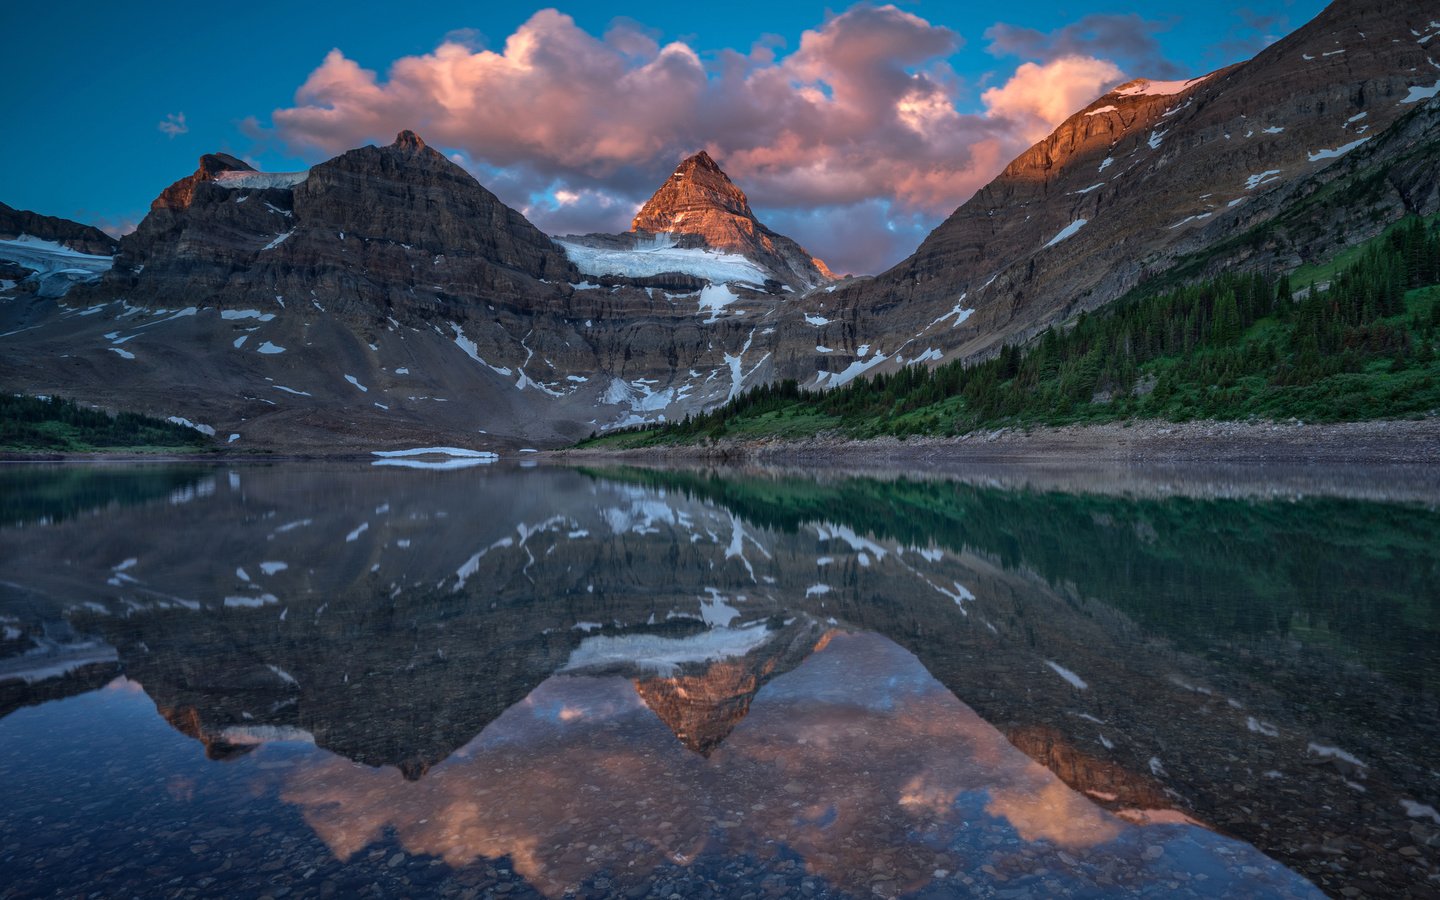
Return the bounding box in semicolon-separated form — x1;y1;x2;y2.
157;112;188;138
985;14;1183;79
981;56;1127;143
256;5;1129;273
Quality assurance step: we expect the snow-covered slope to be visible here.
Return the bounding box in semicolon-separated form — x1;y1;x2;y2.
0;236;113;298
556;232;769;286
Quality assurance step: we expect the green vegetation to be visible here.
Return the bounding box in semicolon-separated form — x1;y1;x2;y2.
585;466;1440;692
0;465;212;528
583;217;1440;448
0;394;213;453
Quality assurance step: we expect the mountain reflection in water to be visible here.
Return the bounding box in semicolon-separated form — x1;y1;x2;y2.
275;631;1318;897
1;461;1436;897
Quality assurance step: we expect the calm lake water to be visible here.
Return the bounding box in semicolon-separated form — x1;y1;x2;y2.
1;461;1437;898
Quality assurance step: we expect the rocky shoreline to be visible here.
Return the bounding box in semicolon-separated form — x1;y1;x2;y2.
565;417;1440;466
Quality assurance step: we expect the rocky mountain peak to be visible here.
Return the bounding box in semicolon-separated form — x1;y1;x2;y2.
391;129;429;154
199;152;253;176
626;150;835;288
633;150;754;230
671;150;731;185
683;149;720;170
153;153;255;211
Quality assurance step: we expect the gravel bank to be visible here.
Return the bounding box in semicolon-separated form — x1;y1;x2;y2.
566;418;1440;466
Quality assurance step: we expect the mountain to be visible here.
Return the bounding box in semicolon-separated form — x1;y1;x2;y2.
779;0;1440;380
556;150;835;293
0;135;806;450
0;203;117;298
629;150;835;288
113;131;577;314
0;202;116;255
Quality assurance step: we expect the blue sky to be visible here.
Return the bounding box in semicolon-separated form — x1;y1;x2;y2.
1;0;1325;272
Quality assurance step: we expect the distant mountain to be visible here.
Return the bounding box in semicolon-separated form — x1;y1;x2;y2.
0;201;117;255
0;203;117;298
558;151;834;293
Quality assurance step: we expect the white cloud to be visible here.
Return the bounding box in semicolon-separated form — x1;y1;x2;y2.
158;112;188;138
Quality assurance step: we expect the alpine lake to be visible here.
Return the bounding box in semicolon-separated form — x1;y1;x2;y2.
1;459;1437;898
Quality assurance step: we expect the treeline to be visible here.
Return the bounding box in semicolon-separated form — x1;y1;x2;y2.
589;216;1440;445
0;394;212;451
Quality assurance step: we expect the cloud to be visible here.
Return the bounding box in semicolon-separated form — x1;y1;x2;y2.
1211;8;1288;63
985;14;1183;79
523;185;634;239
252;5;1129;273
158;112;188;138
762;200;946;277
980;56;1127;144
83;212;141;238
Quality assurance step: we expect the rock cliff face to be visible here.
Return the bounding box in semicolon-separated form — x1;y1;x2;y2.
112;131;577;316
629;151;835;289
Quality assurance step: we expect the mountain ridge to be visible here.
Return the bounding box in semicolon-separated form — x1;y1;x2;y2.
0;202;117;256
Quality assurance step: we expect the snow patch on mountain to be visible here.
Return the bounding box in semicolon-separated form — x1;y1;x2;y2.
929;296;974;330
213;170;309;190
1113;74;1213;97
372;447;498;459
557;233;768;285
166;416;216;437
1400;79;1440;104
697;283;741;322
815;352;888;389
0;236;112;296
1308;137;1372;161
1044;219;1089;249
450;323;511;375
